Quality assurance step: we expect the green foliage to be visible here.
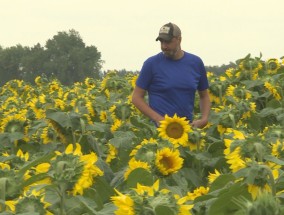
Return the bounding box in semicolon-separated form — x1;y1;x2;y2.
0;30;103;86
0;55;283;214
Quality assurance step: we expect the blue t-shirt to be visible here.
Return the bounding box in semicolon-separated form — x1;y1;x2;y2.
136;51;209;121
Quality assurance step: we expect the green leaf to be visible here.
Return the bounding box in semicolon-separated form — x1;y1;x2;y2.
0;133;9;148
0;212;13;215
76;196;98;215
17;152;55;178
46;109;72;128
208;183;251;215
81;177;114;211
14;213;40;215
96;203;116;215
21;173;50;188
126;168;154;188
155;205;175;215
209;174;236;192
87;122;109;133
110;169;125;187
264;155;284;166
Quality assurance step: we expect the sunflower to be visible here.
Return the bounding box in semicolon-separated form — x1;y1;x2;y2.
85;99;96;117
225;146;246;173
187;186;209;201
111;189;135;215
129;74;138;89
111;118;122;132
264;81;281;101
99;111;108;123
27;98;46;119
208;169;221;184
248;184;271;200
266;58;281;74
0;113;27;133
84;77;96;88
157;114;191;147
271;139;284;157
155;147;183;175
133;180;159;197
106;143;118;163
124;158;151;180
40;125;55;144
72;152;103;195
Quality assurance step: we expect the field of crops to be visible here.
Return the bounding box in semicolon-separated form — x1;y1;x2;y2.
0;56;284;215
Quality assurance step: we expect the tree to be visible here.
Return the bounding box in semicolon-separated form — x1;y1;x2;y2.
43;29;103;85
0;29;103;86
0;45;29;86
21;43;47;83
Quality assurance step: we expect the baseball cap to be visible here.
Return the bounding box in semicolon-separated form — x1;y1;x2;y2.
156;22;181;41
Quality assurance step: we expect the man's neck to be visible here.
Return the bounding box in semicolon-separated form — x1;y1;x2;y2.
173;49;184;60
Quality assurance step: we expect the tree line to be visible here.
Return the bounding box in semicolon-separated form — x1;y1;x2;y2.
0;29;232;86
0;29;103;86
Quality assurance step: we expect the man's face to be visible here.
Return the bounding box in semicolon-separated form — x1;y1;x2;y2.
159;37;181;59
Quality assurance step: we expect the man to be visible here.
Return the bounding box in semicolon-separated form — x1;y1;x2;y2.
132;22;211;128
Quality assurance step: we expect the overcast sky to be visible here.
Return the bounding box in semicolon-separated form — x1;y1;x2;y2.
1;0;283;71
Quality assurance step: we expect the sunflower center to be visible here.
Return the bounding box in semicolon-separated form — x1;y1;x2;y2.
160;156;173;169
166;122;184;139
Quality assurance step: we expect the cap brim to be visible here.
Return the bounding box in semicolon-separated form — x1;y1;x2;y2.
155;34;172;42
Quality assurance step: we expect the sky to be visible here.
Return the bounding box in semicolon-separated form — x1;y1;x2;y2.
1;0;284;71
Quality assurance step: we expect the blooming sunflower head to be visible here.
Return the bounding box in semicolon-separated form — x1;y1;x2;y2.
84;77;96;88
157;114;192;147
266;58;281;74
155;147;183;175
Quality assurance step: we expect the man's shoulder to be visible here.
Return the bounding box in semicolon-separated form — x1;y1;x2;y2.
183;51;203;62
144;52;163;63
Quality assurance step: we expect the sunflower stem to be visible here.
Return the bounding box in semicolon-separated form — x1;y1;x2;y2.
0;178;7;212
57;184;67;215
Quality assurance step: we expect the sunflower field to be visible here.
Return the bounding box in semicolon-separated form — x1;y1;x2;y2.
0;55;284;215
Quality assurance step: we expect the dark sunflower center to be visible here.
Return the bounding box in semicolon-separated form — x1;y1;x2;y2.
166;122;184;139
160;156;173;169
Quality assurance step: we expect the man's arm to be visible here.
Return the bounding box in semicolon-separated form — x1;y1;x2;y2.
191;89;211;128
131;86;164;125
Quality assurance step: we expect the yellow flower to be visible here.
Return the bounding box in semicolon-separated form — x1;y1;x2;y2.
266;58;281;74
217;124;227;135
187;186;209;201
5;200;17;212
84;77;96;88
225;68;234;78
111;189;135;215
72;152;103;195
111;119;122;132
65;143;82;156
225;146;246;172
106;143;118;163
250;102;256;112
17;149;29;161
264;81;281;101
40;126;54;144
271;139;284;157
208;169;221;184
133;180;159;197
157;114;191;147
226;85;236;97
0;162;10;170
248;184;271;200
155;147;183;175
124;158;151;180
35;163;51;173
85;100;95;117
99;111;107;123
